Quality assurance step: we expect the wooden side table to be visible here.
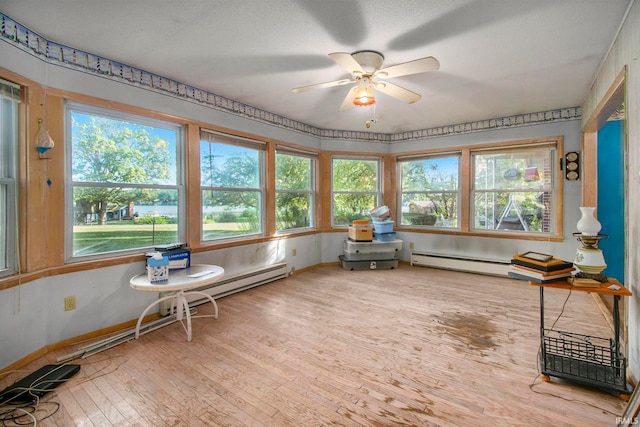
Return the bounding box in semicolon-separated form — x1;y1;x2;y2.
531;278;632;397
130;264;224;342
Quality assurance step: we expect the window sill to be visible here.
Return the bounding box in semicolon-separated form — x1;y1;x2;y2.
397;227;565;242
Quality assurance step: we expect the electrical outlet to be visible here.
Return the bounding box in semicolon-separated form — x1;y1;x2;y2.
409;242;415;250
64;296;76;311
292;248;297;256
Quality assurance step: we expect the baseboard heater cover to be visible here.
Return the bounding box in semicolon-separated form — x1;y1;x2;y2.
410;252;509;277
160;262;288;315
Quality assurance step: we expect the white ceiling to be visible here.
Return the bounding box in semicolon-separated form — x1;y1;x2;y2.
0;0;631;134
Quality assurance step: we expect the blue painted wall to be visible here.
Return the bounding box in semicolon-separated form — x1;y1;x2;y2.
597;119;625;283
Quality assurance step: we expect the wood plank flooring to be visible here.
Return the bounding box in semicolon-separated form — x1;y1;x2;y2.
0;265;630;426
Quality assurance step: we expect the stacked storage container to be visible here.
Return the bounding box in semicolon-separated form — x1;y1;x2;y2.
339;208;403;270
370;205;395;241
347;219;373;242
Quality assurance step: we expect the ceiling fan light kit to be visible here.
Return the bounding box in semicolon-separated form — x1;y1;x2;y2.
353;80;376;107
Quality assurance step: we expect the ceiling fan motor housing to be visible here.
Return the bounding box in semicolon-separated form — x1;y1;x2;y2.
352;50;384;75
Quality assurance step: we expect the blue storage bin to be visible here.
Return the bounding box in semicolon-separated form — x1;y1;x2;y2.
373;221;394;234
371;217;390;223
374;232;396;242
369;205;390;219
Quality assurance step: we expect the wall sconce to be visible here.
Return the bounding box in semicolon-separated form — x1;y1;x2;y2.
35;118;54;158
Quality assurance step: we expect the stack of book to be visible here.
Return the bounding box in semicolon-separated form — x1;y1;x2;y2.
567;277;602;288
509;251;574;283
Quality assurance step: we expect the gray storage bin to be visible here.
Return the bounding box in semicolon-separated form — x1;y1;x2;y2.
342;249;399;261
342;239;403;254
339;255;399;270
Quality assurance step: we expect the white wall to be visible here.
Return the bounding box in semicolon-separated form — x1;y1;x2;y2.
581;0;639;380
0;236;321;368
0;38;587;369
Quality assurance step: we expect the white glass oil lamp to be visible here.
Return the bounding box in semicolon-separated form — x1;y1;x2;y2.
573;207;607;279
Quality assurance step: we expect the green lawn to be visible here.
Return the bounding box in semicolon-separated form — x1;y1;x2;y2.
73;228;178;255
72;223;254;255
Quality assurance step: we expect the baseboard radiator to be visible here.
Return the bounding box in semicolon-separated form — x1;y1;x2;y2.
160;262;288;315
410;252;510;277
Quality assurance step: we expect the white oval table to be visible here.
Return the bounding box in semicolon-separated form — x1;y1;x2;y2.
130;264;225;342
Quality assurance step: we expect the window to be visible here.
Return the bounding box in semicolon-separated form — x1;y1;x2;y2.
67;103;183;258
0;79;19;275
331;157;380;226
398;154;460;228
200;130;265;241
472;144;556;233
275;147;316;232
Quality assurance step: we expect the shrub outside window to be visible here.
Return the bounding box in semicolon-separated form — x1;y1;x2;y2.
275;147;315;232
472;144;556;233
398;155;460;228
332;157;380;226
0;79;19;275
200;131;265;241
67;103;183;258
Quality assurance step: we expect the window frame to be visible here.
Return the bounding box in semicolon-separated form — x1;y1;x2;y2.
394;138;563;239
0;78;19;277
65;101;185;261
397;152;461;229
275;145;317;233
331;155;381;227
199;129;266;242
471;142;558;235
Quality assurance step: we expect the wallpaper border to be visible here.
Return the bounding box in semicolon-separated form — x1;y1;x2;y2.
1;13;581;144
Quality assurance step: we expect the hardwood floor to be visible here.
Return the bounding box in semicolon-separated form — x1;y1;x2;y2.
0;265;630;426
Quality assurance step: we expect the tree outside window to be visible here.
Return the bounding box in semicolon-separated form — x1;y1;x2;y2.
68;104;182;257
399;155;459;228
276;150;315;232
332;157;380;226
200;133;264;241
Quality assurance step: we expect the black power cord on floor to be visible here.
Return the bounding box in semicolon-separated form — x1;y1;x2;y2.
0;354;128;426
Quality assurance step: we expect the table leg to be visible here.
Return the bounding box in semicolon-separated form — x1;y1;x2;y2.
539;286;545;331
174;291;193;341
183;291;219;319
178;291;219;342
539;286;545;373
613;295;621;354
136;291;219;342
134;293;179;339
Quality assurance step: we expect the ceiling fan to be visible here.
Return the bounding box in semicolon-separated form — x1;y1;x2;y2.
292;50;439;110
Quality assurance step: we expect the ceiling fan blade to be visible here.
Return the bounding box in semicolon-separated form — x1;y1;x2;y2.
292;79;353;93
329;52;366;77
339;87;358;111
374;56;440;79
373;81;421;104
